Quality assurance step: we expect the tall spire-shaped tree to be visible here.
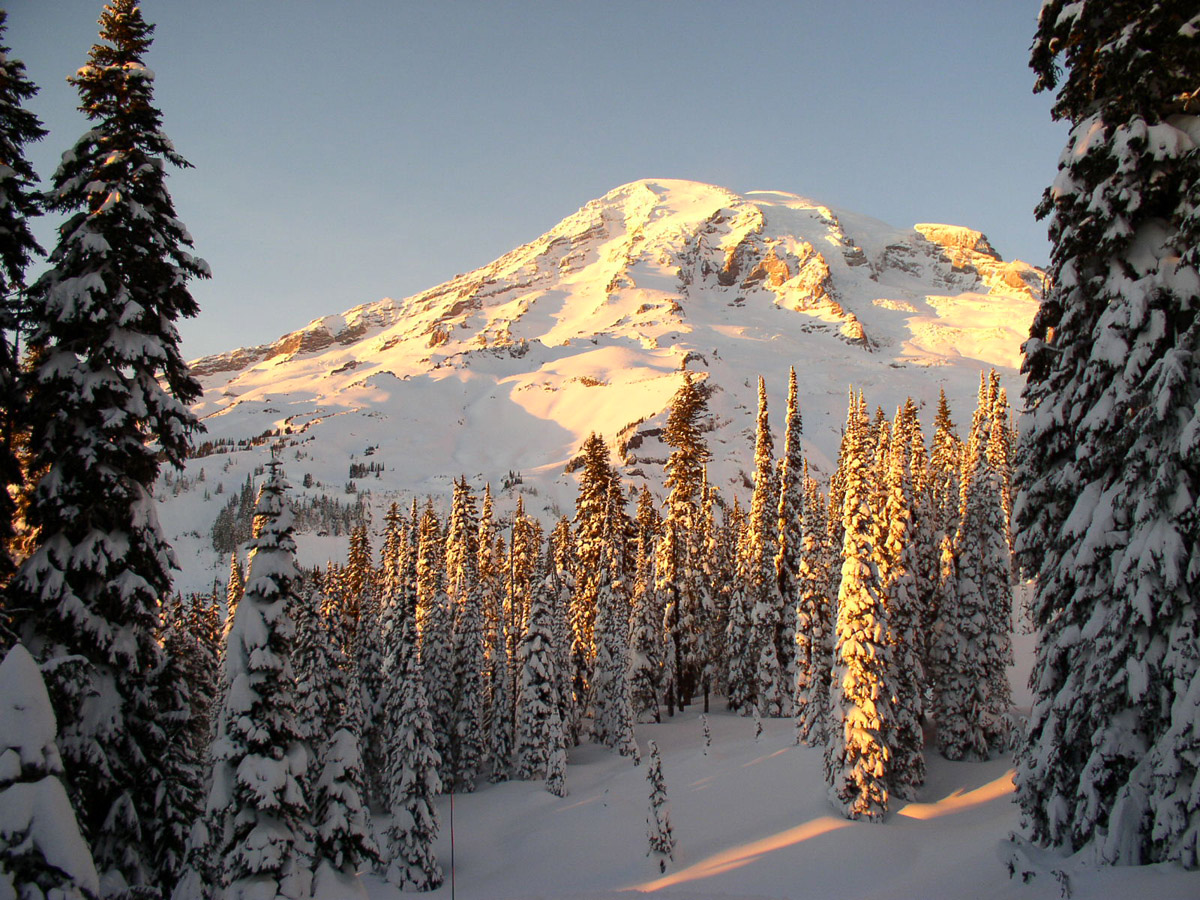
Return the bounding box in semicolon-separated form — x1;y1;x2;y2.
934;386;1012;762
570;433;616;700
589;545;638;760
207;462;313;900
4;2;207;890
774;367;804;717
825;392;891;821
794;460;834;745
381;616;442;893
446;476;486;792
515;575;566;787
748;376;782;718
0;12;45;586
879;402;926;799
659;368;711;707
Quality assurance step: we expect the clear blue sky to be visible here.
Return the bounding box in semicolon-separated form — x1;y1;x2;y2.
8;0;1065;359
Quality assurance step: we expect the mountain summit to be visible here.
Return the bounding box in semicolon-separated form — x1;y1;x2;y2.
173;179;1041;581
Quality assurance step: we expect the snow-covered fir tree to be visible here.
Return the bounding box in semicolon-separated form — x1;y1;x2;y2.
4;3;208;890
644;741;675;874
206;461;313;900
357;505;398;805
570;432;616;701
152;594;219;891
702;482;735;707
311;668;378;900
476;485;508;777
773;367;804;718
414;502;454;785
659;370;712;707
546;555;579;747
485;620;515;784
794;460;834;746
928;389;963;544
381;616;442;892
515;575;567;787
508;497;542;646
628;520;664;724
589;548;638;761
878;402;926;799
225;552;245;614
825;393;892;821
340;521;374;641
655;518;685;716
1016;4;1200;865
932;387;1011;762
446;476;486;792
0;12;44;586
725;505;756;715
0;643;99;900
748;377;784;718
293;579;348;759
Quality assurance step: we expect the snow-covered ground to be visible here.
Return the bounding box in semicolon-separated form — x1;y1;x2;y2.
359;623;1199;900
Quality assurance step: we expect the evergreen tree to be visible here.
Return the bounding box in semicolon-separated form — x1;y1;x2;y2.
206;462;313;900
420;580;455;788
702;482;734;706
508;497;542;640
515;576;566;786
476;484;506;771
570;433;615;700
340;521;374;641
748;377;783;718
644;741;675;874
659;369;711;706
794;461;834;746
0;644;99;900
628;522;663;724
774;367;804;718
824;394;892;821
724;503;756;715
589;552;638;760
484;621;514;784
311;670;378;900
152;595;218;893
928;389;963;542
358;505;399;805
0;12;45;587
293;580;347;758
445;476;486;792
933;393;1011;761
547;557;579;747
225;552;245;614
878;403;926;799
3;4;208;889
381;617;442;892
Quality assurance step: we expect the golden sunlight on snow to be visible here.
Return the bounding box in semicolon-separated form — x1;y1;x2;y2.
894;769;1016;821
629;816;853;892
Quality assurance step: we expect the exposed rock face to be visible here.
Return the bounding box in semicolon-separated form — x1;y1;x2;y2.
915;223;1045;298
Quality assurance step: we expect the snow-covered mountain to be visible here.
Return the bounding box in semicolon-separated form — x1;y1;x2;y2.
163;179;1043;591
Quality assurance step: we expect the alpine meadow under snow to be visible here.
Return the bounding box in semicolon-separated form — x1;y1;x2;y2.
2;3;1199;900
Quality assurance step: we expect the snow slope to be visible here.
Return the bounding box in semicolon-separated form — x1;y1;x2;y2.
358;702;1199;900
162;179;1043;591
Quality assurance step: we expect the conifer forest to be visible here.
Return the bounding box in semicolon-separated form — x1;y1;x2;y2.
0;2;1198;899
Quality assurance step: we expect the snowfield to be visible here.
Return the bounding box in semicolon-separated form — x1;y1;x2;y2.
360;701;1200;900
